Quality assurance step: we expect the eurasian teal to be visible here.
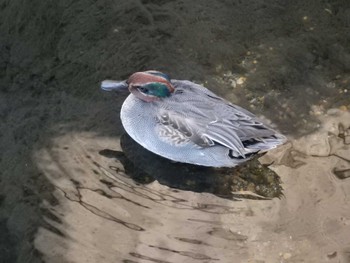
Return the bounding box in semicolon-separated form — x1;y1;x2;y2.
101;70;286;167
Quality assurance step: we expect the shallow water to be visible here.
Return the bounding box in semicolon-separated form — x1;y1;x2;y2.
1;1;350;263
30;110;350;263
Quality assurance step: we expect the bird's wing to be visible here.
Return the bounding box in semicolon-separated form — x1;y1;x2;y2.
154;80;279;157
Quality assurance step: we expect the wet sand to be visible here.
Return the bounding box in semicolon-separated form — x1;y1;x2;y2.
1;1;350;262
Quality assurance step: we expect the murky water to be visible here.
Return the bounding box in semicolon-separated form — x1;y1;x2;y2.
1;1;350;263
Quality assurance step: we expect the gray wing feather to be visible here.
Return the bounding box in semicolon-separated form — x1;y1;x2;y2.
154;80;282;157
204;122;246;156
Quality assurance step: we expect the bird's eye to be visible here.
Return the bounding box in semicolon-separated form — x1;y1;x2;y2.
137;86;149;93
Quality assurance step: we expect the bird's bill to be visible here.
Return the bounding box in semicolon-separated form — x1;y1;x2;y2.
100;80;128;91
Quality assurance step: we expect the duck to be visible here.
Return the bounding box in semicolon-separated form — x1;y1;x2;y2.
101;70;286;167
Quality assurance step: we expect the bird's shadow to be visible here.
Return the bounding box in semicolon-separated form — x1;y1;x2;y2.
99;133;283;200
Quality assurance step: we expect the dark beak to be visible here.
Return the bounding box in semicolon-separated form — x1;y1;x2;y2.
100;80;128;92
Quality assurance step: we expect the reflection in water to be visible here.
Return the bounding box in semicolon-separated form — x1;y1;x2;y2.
99;133;283;200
